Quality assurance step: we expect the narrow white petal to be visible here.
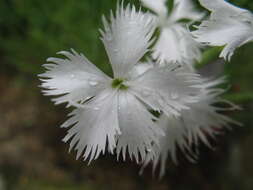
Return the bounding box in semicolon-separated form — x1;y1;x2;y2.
153;26;182;63
116;91;164;163
129;63;202;117
140;114;189;178
140;0;167;16
171;0;204;21
140;0;203;65
39;49;111;105
179;77;241;150
193;17;253;61
181;30;203;64
153;25;202;64
62;88;120;163
141;77;240;177
100;3;155;78
179;86;240;150
199;0;251;17
219;32;253;61
193;0;253;61
128;61;154;79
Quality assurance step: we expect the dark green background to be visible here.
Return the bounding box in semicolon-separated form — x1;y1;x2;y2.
0;0;252;189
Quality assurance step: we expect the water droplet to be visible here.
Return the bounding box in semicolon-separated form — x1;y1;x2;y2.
147;149;152;152
171;93;179;100
70;74;75;78
94;107;99;111
88;80;98;86
84;96;91;101
142;90;150;97
113;49;119;53
106;35;113;41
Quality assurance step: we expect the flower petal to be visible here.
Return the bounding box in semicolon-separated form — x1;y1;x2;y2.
141;77;240;177
199;0;251;17
171;0;204;21
100;3;155;78
128;61;154;79
39;49;111;106
193;0;253;61
62;88;120;163
140;0;167;16
116;91;164;163
193;19;253;61
129;63;201;117
153;25;202;64
142;114;189;178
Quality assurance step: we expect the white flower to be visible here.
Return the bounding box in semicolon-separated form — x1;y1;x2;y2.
39;3;202;163
192;0;253;61
141;77;240;177
140;0;204;64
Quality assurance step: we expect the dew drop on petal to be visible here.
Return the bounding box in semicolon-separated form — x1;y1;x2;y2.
142;90;150;97
85;96;92;101
88;79;98;86
146;149;152;152
171;93;179;100
94;107;99;111
127;31;132;36
117;131;122;135
70;74;75;79
106;35;113;41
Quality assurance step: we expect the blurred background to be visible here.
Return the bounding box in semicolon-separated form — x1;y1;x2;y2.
0;0;253;189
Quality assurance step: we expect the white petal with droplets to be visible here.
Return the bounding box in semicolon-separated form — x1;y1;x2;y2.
62;88;120;163
128;61;154;79
141;77;240;177
39;49;111;106
128;63;201;117
153;25;201;64
116;91;164;163
100;3;155;78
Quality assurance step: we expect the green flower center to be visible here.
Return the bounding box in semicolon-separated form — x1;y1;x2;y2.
111;78;128;90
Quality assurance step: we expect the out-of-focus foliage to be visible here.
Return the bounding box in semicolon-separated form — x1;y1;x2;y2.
0;0;137;75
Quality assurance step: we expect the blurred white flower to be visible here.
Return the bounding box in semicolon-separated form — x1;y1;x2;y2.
141;77;241;178
39;3;202;163
140;0;204;64
192;0;253;61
